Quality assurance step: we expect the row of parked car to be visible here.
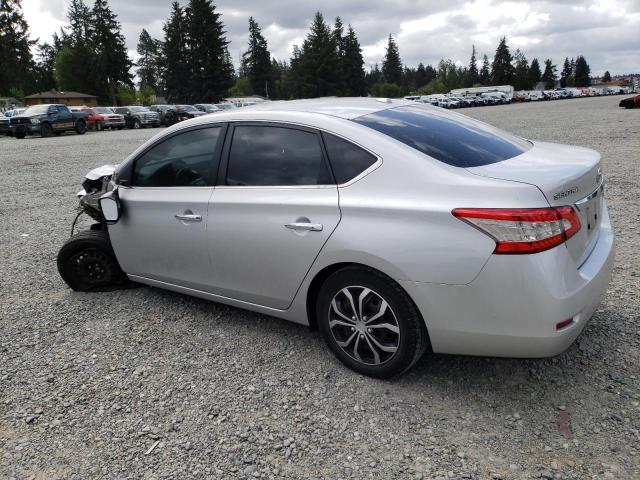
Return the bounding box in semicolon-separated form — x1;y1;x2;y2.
0;102;253;138
408;92;511;109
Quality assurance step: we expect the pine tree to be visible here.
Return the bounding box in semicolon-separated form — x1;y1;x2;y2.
381;34;402;85
136;29;161;91
54;0;95;94
479;54;490;85
490;37;514;85
560;57;572;88
162;2;189;102
295;12;340;98
513;49;530;90
541;59;557;89
241;17;271;97
185;0;234;102
365;63;382;90
341;25;366;96
0;0;37;96
574;56;591;87
529;58;542;86
468;45;479;86
91;0;133;104
33;40;58;91
331;17;346;95
602;70;612;82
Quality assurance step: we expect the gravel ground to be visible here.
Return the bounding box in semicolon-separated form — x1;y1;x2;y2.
1;96;639;480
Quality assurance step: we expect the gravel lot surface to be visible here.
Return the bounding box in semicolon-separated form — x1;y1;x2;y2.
1;96;639;480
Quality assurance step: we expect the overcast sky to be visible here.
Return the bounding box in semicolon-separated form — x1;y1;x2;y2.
22;0;640;76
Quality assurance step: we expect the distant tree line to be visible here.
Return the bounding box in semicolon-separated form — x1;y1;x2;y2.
1;0;597;104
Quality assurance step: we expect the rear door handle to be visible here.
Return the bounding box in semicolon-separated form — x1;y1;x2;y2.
285;222;323;232
175;213;202;223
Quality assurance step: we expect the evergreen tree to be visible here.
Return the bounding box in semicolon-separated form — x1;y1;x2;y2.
294;12;340;97
415;63;427;88
162;2;189;102
381;34;402;85
574;55;591;87
91;0;133;104
490;36;514;85
241;17;272;97
541;58;557;88
468;45;479;86
33;40;59;91
602;70;612;82
0;0;36;96
513;49;530;90
54;0;94;94
479;54;490;85
365;63;382;89
136;29;161;91
341;25;366;96
185;0;234;102
560;57;572;87
332;17;346;95
529;57;542;86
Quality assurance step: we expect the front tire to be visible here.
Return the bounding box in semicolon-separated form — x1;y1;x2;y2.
316;267;429;378
15;131;26;139
133;119;141;129
40;123;53;137
57;230;126;291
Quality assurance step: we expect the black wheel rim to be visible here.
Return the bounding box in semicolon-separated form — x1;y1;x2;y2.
70;248;116;287
328;286;401;366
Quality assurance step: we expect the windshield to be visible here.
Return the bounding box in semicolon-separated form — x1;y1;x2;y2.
178;105;197;112
23;105;50;115
353;105;532;168
93;107;113;114
130;106;148;113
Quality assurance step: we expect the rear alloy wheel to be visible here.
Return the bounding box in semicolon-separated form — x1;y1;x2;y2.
75;120;87;135
40;123;53;137
57;230;127;291
317;267;429;378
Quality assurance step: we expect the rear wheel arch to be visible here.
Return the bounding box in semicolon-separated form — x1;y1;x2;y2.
306;262;428;335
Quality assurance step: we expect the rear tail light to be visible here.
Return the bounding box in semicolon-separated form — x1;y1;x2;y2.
452;206;581;254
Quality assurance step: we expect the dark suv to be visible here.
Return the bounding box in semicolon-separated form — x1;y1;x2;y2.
113;106;160;129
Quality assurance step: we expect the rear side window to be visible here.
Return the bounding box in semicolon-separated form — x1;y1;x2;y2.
352;105;531;167
132;127;222;187
322;133;377;184
226;125;331;186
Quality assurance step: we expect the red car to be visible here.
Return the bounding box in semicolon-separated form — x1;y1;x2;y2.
69;106;126;131
619;95;640;109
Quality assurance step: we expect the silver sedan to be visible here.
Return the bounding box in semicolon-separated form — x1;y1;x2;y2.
57;98;615;378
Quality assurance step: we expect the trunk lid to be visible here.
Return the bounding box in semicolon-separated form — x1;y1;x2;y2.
466;141;604;266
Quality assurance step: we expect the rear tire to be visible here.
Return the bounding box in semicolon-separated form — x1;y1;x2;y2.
316;266;429;378
75;120;87;135
57;230;127;292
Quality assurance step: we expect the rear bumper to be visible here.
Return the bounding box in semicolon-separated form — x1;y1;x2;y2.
401;202;615;358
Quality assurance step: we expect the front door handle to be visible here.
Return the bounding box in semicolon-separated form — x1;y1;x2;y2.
175;212;202;223
285;222;323;232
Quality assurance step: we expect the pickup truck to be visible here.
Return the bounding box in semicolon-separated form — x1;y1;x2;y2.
10;104;89;139
112;106;160;129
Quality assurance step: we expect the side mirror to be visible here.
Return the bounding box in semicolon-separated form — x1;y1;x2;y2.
99;189;121;224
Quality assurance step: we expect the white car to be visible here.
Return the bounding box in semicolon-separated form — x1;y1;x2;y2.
57;98;614;377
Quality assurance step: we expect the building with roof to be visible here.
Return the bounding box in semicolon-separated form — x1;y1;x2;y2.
24;90;98;107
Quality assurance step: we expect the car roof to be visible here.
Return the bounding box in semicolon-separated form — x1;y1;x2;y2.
231;97;416;120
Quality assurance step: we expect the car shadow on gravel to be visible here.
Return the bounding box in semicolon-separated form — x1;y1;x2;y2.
124;284;622;392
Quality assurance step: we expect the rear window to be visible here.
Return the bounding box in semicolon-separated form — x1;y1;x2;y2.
352;105;531;167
